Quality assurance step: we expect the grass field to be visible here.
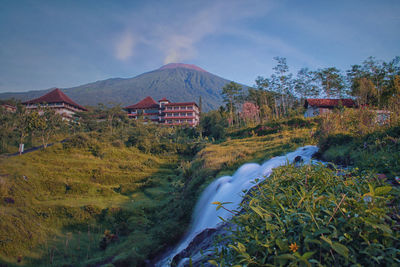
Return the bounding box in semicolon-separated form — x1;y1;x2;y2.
0;118;317;266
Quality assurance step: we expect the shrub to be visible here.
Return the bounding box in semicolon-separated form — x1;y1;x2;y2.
211;164;400;266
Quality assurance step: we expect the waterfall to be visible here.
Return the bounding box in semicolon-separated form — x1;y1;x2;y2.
157;145;318;266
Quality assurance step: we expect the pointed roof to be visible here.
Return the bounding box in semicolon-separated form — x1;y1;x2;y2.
304;99;356;108
22;88;87;111
125;96;159;109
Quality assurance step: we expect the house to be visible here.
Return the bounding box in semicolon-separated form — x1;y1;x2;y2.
0;103;17;113
125;96;200;126
22;88;87;120
304;99;356;117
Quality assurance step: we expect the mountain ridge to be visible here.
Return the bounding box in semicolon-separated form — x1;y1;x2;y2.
0;63;239;111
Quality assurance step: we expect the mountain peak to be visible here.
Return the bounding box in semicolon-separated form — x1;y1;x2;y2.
159;63;207;73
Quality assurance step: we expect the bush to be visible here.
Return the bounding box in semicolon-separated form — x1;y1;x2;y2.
211;164;400;266
319;133;355;152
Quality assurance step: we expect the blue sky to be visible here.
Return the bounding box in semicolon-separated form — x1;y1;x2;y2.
0;0;399;93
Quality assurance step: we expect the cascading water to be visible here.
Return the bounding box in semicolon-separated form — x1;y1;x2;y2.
157;145;319;266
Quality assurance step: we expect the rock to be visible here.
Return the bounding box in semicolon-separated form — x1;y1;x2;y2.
294;156;303;163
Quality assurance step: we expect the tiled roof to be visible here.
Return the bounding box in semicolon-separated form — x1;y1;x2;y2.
125;96;159;109
22;88;87;111
158;97;170;102
305;99;356;108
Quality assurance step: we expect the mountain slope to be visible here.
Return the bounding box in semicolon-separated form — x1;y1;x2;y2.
0;63;237;111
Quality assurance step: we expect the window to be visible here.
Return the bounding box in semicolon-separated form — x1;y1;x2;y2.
174;107;179;110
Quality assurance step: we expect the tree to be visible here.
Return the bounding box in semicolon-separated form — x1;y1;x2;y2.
32;107;63;148
294;68;321;101
221;82;243;126
0;105;17;152
315;67;345;98
200;110;227;140
355;77;377;106
247;87;274;122
270;57;294;117
15;105;35;154
239;102;260;125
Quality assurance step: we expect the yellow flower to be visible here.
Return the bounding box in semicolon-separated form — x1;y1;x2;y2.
289;242;299;253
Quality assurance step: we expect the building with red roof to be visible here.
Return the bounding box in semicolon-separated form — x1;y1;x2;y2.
22;88;87;120
0;103;17;113
125;96;200;126
304;98;356;117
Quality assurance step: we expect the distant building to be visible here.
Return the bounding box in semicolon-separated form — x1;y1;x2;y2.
304;98;356;117
125;96;200;126
124;96;160;122
0;103;17;113
22;88;87;120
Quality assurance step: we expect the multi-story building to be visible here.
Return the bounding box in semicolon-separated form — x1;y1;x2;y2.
125;96;200;126
22;88;87;120
124;96;161;123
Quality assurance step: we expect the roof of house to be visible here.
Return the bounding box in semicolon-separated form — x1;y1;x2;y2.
22;88;87;111
158;97;170;102
165;102;198;107
304;99;356;108
125;96;159;109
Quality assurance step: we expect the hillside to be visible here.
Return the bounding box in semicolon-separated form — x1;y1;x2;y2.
0;119;316;266
0;63;237;111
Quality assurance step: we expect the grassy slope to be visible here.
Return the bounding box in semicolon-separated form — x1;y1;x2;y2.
0;118;317;266
0;142;179;266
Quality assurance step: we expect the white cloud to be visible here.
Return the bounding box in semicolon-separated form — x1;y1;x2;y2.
115;32;136;61
114;0;273;64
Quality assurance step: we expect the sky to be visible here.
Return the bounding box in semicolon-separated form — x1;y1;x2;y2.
0;0;399;93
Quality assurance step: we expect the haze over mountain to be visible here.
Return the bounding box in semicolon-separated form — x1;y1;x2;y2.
0;63;239;111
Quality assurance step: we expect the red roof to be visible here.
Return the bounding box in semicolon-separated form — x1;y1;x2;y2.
165;102;198;107
305;99;356;108
158;97;170;102
22;88;87;111
125;96;159;109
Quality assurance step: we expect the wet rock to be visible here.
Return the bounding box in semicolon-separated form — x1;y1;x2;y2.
294;156;303;163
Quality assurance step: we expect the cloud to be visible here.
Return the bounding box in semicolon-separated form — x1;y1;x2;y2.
114;0;272;64
115;32;136;61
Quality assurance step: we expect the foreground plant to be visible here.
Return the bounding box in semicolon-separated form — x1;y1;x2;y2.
210;164;400;266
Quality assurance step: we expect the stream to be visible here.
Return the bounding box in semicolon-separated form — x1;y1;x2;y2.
156;145;319;266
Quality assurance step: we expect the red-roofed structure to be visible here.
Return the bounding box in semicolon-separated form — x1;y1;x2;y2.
304;98;356;117
125;96;200;126
22;88;87;120
125;96;159;110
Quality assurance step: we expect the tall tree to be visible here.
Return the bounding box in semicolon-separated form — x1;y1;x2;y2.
315;67;345;98
221;82;243;126
270;57;293;117
294;68;321;101
32;107;63;148
247;87;274;122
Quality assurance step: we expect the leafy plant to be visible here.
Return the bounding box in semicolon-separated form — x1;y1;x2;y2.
211;164;400;266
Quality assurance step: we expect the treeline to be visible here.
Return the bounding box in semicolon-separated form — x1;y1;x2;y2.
217;56;400;126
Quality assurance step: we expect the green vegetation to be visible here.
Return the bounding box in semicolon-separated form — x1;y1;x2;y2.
0;114;317;266
210;164;400;266
0;55;399;266
316;108;400;180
